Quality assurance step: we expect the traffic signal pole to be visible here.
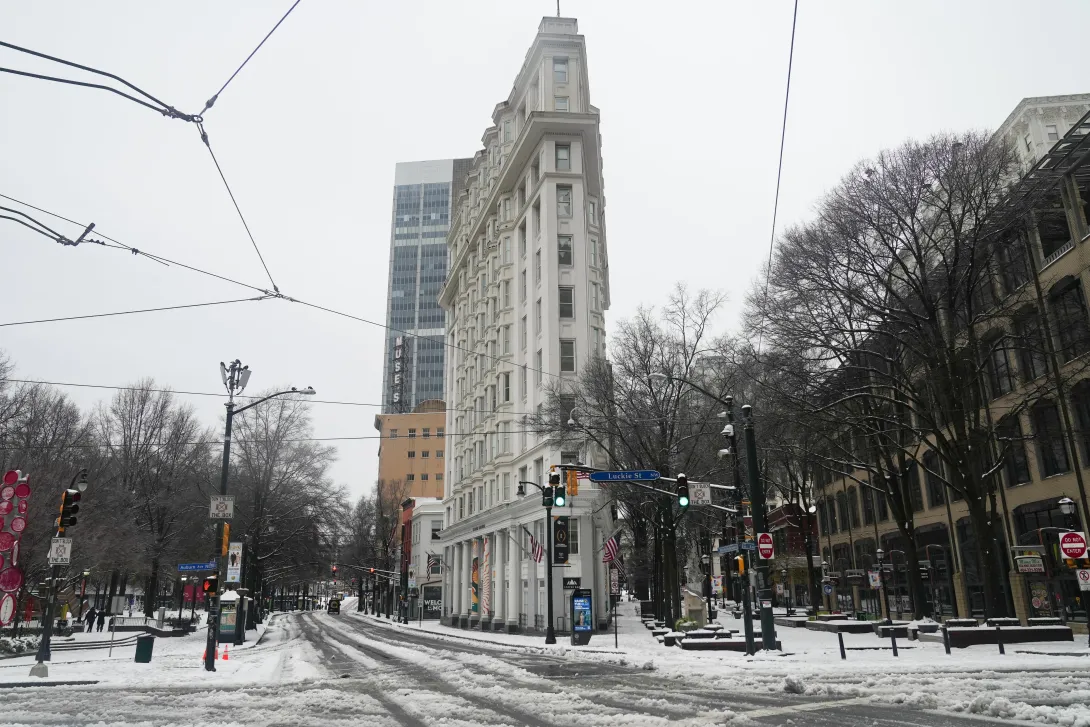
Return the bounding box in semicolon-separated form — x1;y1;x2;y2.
545;501;556;645
741;405;777;650
206;397;234;673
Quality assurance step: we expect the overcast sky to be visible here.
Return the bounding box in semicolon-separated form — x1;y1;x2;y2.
3;0;1088;500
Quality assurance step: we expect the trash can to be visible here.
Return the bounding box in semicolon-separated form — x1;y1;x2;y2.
134;634;155;663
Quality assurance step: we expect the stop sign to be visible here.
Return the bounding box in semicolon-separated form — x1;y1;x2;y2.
1059;531;1087;559
757;532;775;560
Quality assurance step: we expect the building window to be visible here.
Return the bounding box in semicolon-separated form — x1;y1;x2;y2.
423;428;431;439
503;280;511;308
556;144;570;171
553;57;568;83
558;235;573;266
591;282;599;311
520;270;527;302
559;287;575;318
503;325;511;354
995;414;1030;487
421;473;429;480
408;428;417;438
1038;208;1071;258
554;96;569;112
1015;312;1048;382
421;451;430;458
560;340;576;372
557;186;572;217
998;233;1030;294
502;372;511;402
534;250;541;285
1046;124;1059;142
389;429;398;439
503;119;512;142
407;451;416;459
983;336;1014;398
588;200;597;224
436;472;443;481
569;518;580;554
502;472;511;500
535;299;542;335
521;316;528;350
1032;399;1070;478
590;237;598;267
1050;280;1090;362
923;450;945;507
407;473;415;482
436;449;444;458
535;350;543;385
459;496;464;518
437;428;444;438
520;365;528;399
862;487;874;525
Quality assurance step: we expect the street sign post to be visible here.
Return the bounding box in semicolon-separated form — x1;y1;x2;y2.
588;470;660;482
1059;532;1087;559
609;568;619;595
690;483;712;506
47;538;72;566
756;532;774;560
209;495;234;520
822;583;834;596
1077;569;1090;592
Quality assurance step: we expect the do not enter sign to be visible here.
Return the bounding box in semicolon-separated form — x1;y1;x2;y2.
1059;531;1087;560
757;532;774;560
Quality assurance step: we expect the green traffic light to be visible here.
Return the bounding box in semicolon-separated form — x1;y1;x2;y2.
678;495;690;507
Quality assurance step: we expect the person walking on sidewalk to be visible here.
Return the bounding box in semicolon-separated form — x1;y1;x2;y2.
96;610;107;632
84;607;97;632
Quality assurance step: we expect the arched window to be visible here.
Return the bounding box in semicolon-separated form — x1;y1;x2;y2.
836;492;849;531
1049;277;1090;362
996;414;1031;486
1070;379;1090;463
827;497;839;534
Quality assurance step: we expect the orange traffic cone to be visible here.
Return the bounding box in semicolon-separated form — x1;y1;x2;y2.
222;645;229;661
202;648;206;660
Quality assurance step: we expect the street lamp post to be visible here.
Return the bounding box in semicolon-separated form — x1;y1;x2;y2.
701;553;712;620
876;548;891;624
781;567;790;614
205;359;315;673
740;405;778;651
518;480;557;644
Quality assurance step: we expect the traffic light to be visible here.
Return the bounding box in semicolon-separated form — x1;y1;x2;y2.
676;474;690;508
221;523;230;556
332;564;338;576
735;555;745;576
542;485;554;507
549;471;561;487
554;484;566;508
369;567;375;575
202;575;219;598
57;488;81;533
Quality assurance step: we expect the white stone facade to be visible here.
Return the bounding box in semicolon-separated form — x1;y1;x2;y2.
437;17;613;633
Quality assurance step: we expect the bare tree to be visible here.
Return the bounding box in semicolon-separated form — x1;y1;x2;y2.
750;131;1076;618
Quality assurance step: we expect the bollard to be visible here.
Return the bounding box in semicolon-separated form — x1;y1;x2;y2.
996;625;1005;655
942;625;951;655
837;632;846;660
890;632;898;657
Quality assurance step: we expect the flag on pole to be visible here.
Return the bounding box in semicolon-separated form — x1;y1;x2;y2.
427;553;441;573
529;533;545;563
603;535;619;564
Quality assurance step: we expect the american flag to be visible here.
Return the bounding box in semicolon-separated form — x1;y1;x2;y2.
529;534;545;563
603;535;619;564
427;553;440;572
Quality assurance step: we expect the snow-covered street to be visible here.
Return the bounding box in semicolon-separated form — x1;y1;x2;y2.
2;599;1088;726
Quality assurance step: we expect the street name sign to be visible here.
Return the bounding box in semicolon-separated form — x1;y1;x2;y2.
1059;531;1087;559
588;470;660;482
756;532;774;560
718;543;738;555
209;495;235;520
47;537;72;565
690;483;712;506
177;560;219;572
740;541;757;551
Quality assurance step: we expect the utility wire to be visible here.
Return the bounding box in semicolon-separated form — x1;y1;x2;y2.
0;40;199;122
201;0;303;115
1;193;566;384
0;296;269;328
756;0;800;355
195;123;280;292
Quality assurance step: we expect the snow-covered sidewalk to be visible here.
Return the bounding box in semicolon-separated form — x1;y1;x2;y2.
0;613;320;687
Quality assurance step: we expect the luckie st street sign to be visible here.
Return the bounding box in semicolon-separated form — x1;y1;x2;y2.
757;532;775;560
1059;531;1087;560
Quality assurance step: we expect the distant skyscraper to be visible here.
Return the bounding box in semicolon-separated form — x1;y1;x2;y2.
382;158;472;413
